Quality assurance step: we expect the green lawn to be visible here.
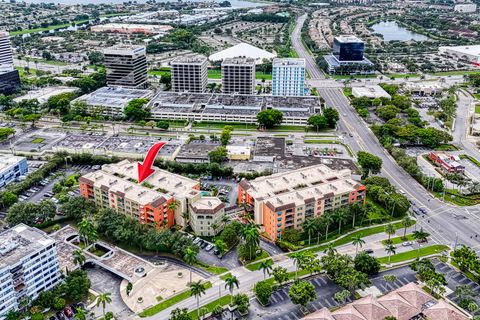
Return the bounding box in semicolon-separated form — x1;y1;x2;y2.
304;139;339;144
219;272;232;281
195;262;229;275
429;70;480;76
296;219;415;256
434;189;480;206
384;73;421;79
206;69;272;80
378;245;449;264
188;295;231;320
31;138;45;143
381;234;415;245
192;121;257;130
475;105;480;114
459;154;480;168
245;257;273;271
139;282;212;317
269;125;309;132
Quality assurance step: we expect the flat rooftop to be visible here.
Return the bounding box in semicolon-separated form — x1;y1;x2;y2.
101;159;199;198
190;196;224;214
440;45;480;56
222;57;256;66
13;86;78;104
273;58;306;68
104;44;146;56
0;224;55;270
172;54;208;65
72;86;153;108
0;155;25;172
336;35;363;43
149;92;322;117
352;86;391;99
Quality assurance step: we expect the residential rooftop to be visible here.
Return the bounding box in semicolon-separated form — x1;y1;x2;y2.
190;197;224;214
0;224;55;270
100;159;199;198
240;164;358;201
273;58;306;68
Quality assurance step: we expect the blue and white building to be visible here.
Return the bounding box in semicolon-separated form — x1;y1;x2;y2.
0;224;61;318
272;58;306;96
0;155;28;189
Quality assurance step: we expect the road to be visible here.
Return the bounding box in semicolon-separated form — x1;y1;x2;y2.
291;14;324;80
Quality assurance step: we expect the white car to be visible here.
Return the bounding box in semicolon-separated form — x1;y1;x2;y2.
402;241;413;246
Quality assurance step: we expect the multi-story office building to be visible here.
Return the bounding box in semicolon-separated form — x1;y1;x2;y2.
172;55;208;93
238;165;365;241
0;156;28;189
104;45;148;88
0;32;21;95
0;224;61;317
323;35;374;75
79;160;226;235
272;58;306;96
221;57;256;95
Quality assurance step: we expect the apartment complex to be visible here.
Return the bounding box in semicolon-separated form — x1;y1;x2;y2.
238;165;365;241
104;45;148;88
0;32;21;95
171;55;208;93
0;224;61;317
79;160;225;235
272;58;306;97
189;196;225;236
221;57;256;95
0;155;28;189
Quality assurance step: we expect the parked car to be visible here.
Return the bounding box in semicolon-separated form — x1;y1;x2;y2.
364;249;374;254
205;244;214;252
419;208;427;214
402;241;413;246
63;306;73;318
200;241;208;249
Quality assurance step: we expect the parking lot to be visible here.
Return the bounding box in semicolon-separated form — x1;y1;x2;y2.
247;265;418;320
200;177;238;206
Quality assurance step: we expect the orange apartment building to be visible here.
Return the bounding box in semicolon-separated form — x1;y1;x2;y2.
238;164;366;241
79;159;201;229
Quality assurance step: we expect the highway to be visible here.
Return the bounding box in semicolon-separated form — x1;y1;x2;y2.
291;14;325;80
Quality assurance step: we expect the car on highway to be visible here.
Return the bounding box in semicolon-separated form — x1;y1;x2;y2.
419;208;427;214
364;249;374;254
402;241;413;246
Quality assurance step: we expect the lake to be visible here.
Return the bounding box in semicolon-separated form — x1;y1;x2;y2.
25;0;264;7
371;21;429;42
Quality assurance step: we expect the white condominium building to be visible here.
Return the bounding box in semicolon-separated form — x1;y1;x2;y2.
272;58;306;96
0;224;61;317
0;156;28;189
0;32;14;74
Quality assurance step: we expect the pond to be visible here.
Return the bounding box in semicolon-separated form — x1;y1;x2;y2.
371;21;429;42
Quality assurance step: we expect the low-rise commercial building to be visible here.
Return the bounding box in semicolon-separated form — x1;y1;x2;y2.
0;155;28;189
147;92;323;125
428;152;465;173
0;224;61;318
238;165;365;241
454;3;477;13
91;23;173;34
79;160;225;235
226;145;251;161
439;45;480;66
13;86;78;105
352;86;391;99
70;87;154;119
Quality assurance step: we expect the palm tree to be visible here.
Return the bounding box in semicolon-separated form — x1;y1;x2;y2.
351;235;365;256
401;216;413;239
303;218;316;245
95;292;112;320
224;275;239;306
413;228;430;257
78;218;97;248
72;249;86;266
385;244;396;265
290;251;306;279
323;243;337;256
334;208;349;235
384;223;396;243
184;247;198;284
74;307;87;320
322;212;334;240
242;224;260;261
168;200;179;212
189;280;207;319
259;259;273;280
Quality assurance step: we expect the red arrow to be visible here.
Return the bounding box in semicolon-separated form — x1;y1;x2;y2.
137;142;166;183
